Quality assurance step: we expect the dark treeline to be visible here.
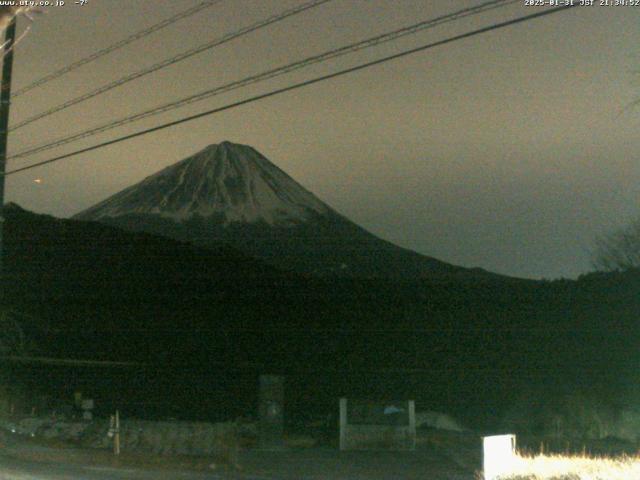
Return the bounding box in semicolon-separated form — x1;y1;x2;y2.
3;204;639;428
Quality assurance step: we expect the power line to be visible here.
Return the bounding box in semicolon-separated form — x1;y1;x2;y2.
9;0;519;161
13;0;225;98
9;0;333;131
4;5;577;177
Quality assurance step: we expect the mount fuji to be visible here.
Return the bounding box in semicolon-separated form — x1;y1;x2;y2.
75;141;486;278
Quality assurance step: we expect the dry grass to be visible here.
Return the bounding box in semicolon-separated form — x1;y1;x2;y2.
499;451;640;480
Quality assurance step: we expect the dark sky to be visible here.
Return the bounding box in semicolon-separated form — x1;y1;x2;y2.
4;0;639;279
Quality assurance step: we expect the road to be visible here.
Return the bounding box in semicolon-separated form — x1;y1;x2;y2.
0;429;477;479
0;453;271;480
0;448;475;480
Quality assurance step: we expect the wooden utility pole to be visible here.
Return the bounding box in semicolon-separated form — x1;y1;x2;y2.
0;18;16;292
114;410;121;455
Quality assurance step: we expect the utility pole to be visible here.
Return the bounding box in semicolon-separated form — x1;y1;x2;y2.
0;18;16;296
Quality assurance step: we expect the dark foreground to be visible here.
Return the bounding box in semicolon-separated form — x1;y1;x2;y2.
0;431;478;480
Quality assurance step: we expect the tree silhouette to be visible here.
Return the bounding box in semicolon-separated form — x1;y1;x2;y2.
593;219;640;271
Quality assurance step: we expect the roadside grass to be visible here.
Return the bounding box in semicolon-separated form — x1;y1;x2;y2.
495;451;640;480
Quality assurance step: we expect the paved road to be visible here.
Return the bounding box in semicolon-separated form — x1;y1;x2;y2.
0;453;275;480
0;429;476;480
0;448;475;480
239;447;475;480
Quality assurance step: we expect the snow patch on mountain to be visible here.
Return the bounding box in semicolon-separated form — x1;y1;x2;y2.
76;142;331;225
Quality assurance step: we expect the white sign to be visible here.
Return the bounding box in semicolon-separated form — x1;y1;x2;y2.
483;434;516;480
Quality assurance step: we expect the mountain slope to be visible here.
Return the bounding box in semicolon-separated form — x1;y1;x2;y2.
77;141;330;225
75;141;487;278
6;203;639;428
2;202;309;360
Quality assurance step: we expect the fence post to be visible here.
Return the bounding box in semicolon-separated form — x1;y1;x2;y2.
408;400;416;450
339;398;347;451
114;410;120;456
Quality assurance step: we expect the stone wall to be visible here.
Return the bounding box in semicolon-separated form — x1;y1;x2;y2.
0;416;254;459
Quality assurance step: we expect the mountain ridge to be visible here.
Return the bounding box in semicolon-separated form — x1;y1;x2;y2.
76;141;331;225
5;202;638;427
74;141;494;279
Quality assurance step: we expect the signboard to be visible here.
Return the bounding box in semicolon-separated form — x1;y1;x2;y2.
483;434;517;480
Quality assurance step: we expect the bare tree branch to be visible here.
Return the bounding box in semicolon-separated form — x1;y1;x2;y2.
592;219;640;271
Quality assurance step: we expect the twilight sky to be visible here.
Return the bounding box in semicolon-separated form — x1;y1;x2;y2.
4;0;639;279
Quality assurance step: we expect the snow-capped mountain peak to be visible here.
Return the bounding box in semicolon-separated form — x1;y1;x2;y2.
75;141;487;278
76;142;331;225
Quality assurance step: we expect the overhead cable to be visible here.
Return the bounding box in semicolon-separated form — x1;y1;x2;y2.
10;0;333;130
4;5;577;177
10;0;518;161
13;0;225;97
